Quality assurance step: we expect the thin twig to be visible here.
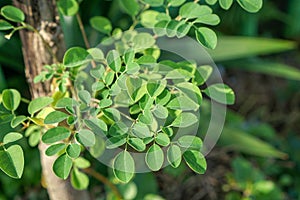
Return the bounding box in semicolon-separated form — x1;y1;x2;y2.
83;168;122;200
76;13;97;68
76;13;90;49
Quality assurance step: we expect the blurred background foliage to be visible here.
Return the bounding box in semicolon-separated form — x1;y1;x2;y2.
1;0;300;199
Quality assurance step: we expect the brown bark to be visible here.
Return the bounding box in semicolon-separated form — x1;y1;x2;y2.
12;1;90;199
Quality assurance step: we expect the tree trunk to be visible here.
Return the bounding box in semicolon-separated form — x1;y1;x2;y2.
13;1;90;199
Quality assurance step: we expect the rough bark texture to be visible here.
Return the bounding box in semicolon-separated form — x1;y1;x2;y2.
12;1;90;199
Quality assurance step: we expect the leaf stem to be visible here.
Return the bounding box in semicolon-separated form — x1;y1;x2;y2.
21;97;31;104
83;168;122;200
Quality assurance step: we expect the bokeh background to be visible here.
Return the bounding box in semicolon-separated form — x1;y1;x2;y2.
1;0;300;199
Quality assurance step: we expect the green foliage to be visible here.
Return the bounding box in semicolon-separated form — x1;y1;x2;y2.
113;151;135;183
2;89;21;111
0;5;25;23
0;145;24;179
57;0;79;16
224;157;284;200
0;0;265;194
28;97;53;115
90;16;112;35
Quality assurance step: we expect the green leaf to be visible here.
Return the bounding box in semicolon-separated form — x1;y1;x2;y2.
162;127;173;137
106;50;121;72
45;143;67;156
90;65;105;79
53;153;73;179
84;118;107;133
2;89;21;111
154;20;169;36
193;14;220;26
104;71;115;86
167;145;181;168
219;0;233;10
92;82;105;92
106;136;127;149
194;65;213;86
153;104;168;119
0;145;24;179
99;99;113;109
0;20;14;30
138;109;154;125
155;133;170;147
183;150;206;174
28;97;53;115
28;131;41;147
57;0;79;16
133;33;155;51
140;10;159;28
42;127;71;144
177;135;202;150
71;168;89;190
76;129;96;147
203;83;235;105
74;157;91;169
103;108;121;122
126;62;140;74
179;3;212;19
66;144;81;159
87;48;104;62
109;122;129;137
132;122;152;138
166;20;182;37
176;23;191;38
63;47;91;68
90;16;112;34
67;116;77;126
236;0;263;13
141;0;164;7
113;151;135;183
168;0;186;7
124;48;135;64
44;111;69;124
128;138;146;152
3;132;23;144
146;144;164;171
1;5;25;23
10;115;27;128
167;96;199;111
126;77;147;102
171;112;198;127
176;82;202;105
78;90;91;105
55;97;79;108
119;0;140;16
205;0;217;5
156;89;171;106
147;80;166;97
195;27;217;49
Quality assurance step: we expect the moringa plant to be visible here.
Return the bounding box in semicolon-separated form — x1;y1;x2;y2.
0;0;261;193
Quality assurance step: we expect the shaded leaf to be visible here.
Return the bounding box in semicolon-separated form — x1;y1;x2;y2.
42;127;71;144
183;150;206;174
113;151;135;183
0;145;24;179
146;144;164;171
53;153;73;179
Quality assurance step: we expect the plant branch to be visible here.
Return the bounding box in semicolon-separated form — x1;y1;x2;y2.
76;13;97;68
83;168;122;200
